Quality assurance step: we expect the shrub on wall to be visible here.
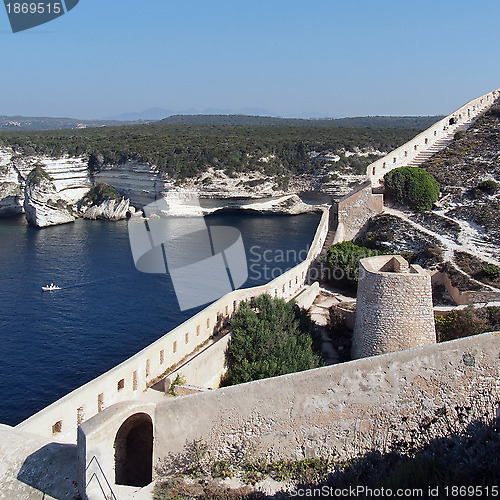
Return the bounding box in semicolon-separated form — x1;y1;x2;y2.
221;294;322;386
384;166;440;212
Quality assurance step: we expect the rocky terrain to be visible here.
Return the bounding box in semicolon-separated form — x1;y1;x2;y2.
0;153;134;227
420;101;500;260
355;213;444;270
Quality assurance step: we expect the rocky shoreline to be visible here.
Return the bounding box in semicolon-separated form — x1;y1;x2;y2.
0;148;330;228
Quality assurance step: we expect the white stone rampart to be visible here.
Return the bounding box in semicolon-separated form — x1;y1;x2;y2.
352;255;437;359
366;88;500;185
16;208;330;442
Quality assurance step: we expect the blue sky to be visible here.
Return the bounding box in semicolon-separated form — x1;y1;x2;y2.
1;0;499;119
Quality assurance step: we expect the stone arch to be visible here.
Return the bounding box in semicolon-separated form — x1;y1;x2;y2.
114;412;153;487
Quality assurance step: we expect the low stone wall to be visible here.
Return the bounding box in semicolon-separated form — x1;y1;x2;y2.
331;302;356;330
294;282;320;309
432;271;500;305
78;332;500;498
17;208;331;442
0;425;78;500
366;88;500;184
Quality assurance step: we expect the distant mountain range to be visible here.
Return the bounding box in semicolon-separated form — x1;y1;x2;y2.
0;112;444;132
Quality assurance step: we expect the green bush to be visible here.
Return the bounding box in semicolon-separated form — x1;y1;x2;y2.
434;305;490;343
482;263;500;280
27;164;52;186
476;179;499;193
81;183;123;205
221;294;322;386
324;241;383;290
487;104;500;118
384;166;440;212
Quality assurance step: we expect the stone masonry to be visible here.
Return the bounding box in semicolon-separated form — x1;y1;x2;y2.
352;255;436;359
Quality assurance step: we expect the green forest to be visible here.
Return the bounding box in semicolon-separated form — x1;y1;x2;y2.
0;122;424;180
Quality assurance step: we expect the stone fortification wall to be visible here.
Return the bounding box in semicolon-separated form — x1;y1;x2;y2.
352;255;436;359
78;331;500;499
333;180;383;243
432;271;500;305
16;208;330;442
366;88;500;184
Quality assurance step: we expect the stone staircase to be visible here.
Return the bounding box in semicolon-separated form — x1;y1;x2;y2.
407;122;472;167
320;228;336;257
366;90;499;183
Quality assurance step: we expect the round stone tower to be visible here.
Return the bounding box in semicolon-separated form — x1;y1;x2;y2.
352;255;436;359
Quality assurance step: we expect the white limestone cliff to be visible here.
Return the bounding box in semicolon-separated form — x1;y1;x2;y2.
0;181;23;216
0;149;327;225
198;193;324;216
23;167;76;228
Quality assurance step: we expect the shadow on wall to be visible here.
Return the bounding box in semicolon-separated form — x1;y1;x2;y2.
303;415;500;491
17;442;79;499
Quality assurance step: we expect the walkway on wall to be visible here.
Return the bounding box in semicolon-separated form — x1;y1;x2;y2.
306;205;338;284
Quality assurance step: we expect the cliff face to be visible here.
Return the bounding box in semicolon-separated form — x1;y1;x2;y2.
0;156;23;215
0;148;93;215
0;148;332;225
0;182;23;216
23;167;76;228
93;161;172;208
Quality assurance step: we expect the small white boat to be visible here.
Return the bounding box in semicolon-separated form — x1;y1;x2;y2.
42;283;61;292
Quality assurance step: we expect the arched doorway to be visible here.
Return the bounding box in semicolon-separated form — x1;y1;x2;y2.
114;413;153;487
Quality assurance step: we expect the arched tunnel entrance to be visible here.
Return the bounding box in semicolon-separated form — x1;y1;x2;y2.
114;412;153;487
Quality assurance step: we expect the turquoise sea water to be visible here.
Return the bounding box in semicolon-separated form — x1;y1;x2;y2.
0;212;320;426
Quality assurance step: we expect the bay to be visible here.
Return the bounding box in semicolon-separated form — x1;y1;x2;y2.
0;212;320;426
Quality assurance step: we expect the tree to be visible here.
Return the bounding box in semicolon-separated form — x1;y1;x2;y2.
221;294;322;386
384;166;440;212
324;241;383;290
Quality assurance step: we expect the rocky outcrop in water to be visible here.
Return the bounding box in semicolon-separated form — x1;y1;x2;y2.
79;183;133;221
83;198;132;221
23;166;75;228
213;193;323;215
